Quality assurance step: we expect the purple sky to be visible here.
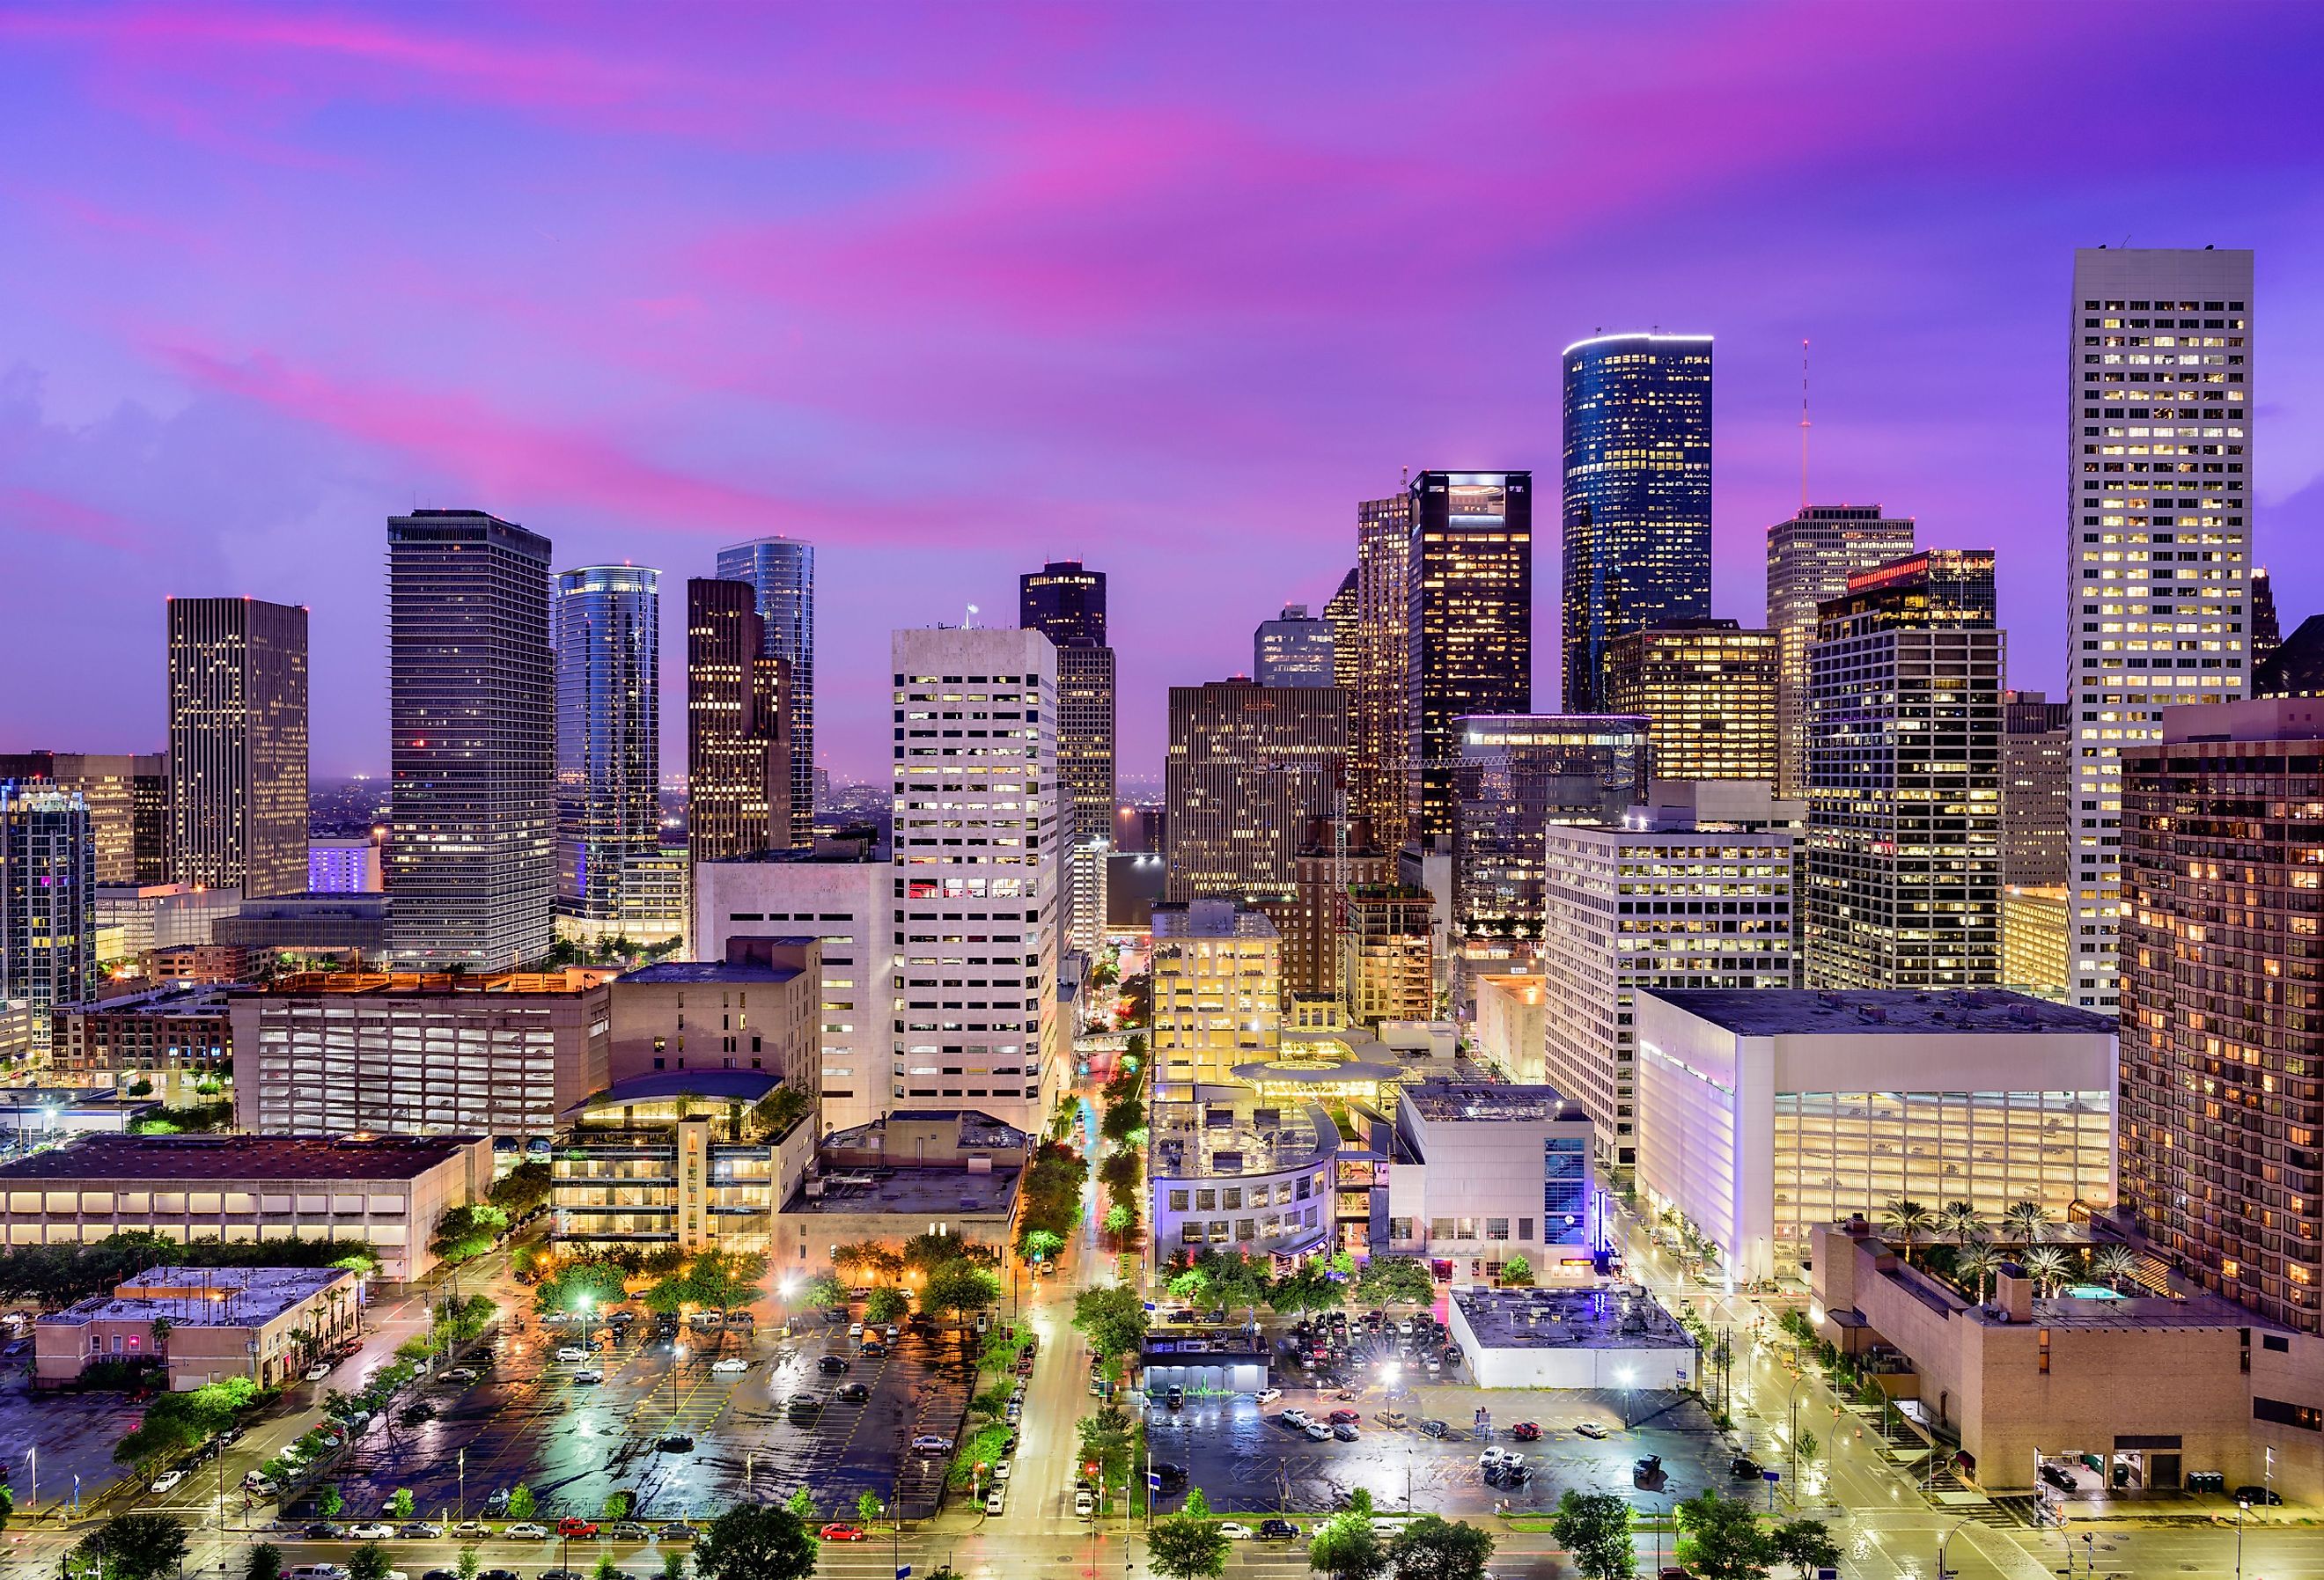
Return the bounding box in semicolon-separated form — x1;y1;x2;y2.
7;2;2324;786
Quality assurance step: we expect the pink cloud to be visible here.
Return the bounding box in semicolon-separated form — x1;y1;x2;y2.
0;484;151;551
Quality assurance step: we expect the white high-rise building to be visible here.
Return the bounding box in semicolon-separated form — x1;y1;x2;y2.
890;628;1063;1132
2067;249;2254;1010
1539;783;1801;1167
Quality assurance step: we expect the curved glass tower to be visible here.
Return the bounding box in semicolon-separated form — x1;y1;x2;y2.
714;537;815;842
1560;333;1713;713
555;565;661;937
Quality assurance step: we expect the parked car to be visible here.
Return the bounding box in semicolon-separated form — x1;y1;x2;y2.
1303;1422;1333;1441
305;1363;333;1382
2237;1485;2286;1505
993;1460;1011;1482
1254;1387;1283;1404
243;1475;278;1497
1332;1422;1359;1442
150;1469;186;1495
1419;1419;1452;1439
608;1523;649;1541
1281;1407;1312;1426
452;1521;490;1537
1509;1422;1541;1442
820;1523;870;1541
1258;1520;1300;1541
348;1524;397;1541
483;1489;512;1515
504;1523;551;1540
571;1369;603;1385
711;1356;749;1373
440;1367;479;1383
1574;1422;1609;1440
1166;1385;1185;1410
305;1524;348;1540
288;1567;347;1580
656;1523;698;1540
555;1346;587;1363
399;1522;444;1539
787;1393;822;1413
1328;1408;1361;1425
1074;1488;1097;1518
985;1488;1005;1514
912;1433;955;1451
658;1433;695;1452
1217;1523;1254;1540
818;1356;851;1374
1730;1456;1764;1481
555;1517;599;1539
836;1382;871;1404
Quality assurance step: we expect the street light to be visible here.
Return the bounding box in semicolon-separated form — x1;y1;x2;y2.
1618;1367;1636;1429
1935;1515;1977;1579
2237;1496;2249;1580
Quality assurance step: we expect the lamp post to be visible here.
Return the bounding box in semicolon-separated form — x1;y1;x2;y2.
1934;1515;1977;1578
577;1293;595;1360
1618;1367;1636;1429
1784;1374;1810;1497
2237;1496;2249;1580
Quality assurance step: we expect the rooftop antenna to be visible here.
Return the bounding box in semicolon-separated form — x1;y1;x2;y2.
963;602;979;629
1798;338;1813;511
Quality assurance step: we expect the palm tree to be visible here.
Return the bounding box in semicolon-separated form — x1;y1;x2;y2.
2090;1245;2138;1293
1881;1199;1937;1263
1936;1202;1989;1245
1954;1243;2003;1305
2023;1246;2072;1295
2004;1201;2054;1246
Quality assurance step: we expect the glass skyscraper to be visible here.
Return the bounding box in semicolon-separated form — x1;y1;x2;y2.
1407;470;1532;844
1561;334;1713;714
713;537;815;844
554;565;663;941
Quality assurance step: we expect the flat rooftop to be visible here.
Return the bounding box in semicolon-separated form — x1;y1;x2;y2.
1452;1287;1693;1351
1646;988;2114;1038
245;969;615;997
57;984;232;1016
824;1109;1030;1152
617;959;805;985
781;1165;1020;1218
41;1264;352;1329
1402;1083;1588;1123
0;1132;483;1183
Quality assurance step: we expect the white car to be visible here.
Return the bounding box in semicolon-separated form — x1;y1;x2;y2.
1303;1421;1333;1441
1217;1523;1255;1540
305;1363;333;1382
573;1369;604;1385
992;1460;1011;1482
1254;1387;1283;1405
985;1488;1005;1515
150;1469;186;1495
555;1346;588;1363
1281;1407;1312;1427
440;1367;479;1383
711;1356;749;1373
911;1433;954;1451
505;1522;552;1540
348;1523;396;1540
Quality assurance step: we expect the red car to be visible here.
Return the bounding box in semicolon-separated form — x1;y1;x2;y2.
821;1523;870;1541
555;1518;599;1539
1509;1422;1541;1441
1328;1409;1362;1425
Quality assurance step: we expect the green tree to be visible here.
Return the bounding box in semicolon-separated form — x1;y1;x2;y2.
1149;1510;1232;1580
533;1259;629;1316
594;1554;623;1580
488;1159;553;1217
660;1552;688;1580
2089;1244;2138;1292
803;1272;848;1307
685;1248;768;1316
1387;1516;1495;1580
79;1514;190;1580
1935;1202;1988;1245
458;1547;481;1580
902;1230;970;1271
349;1543;392;1580
1101;1099;1143;1143
320;1483;344;1518
2023;1245;2072;1295
1023;1228;1066;1266
642;1273;693;1316
2002;1200;2054;1246
1077;1404;1135;1485
429;1203;510;1265
865;1286;911;1325
693;1503;818;1580
506;1484;536;1522
1548;1491;1635;1580
246;1544;284;1580
389;1488;415;1519
1954;1242;2004;1305
857;1490;885;1527
1195;1248;1271;1317
1104;1203;1136;1246
1673;1489;1773;1580
1309;1510;1390;1580
1268;1258;1344;1314
1769;1518;1840;1577
1166;1267;1213;1305
923;1259;1002;1326
786;1486;817;1522
1879;1199;1935;1264
1073;1283;1150;1358
1497;1254;1533;1287
603;1490;634;1521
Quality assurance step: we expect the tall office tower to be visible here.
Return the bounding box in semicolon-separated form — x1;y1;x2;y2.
891;628;1062;1130
386;511;555;969
165;597;308;899
1322;569;1360;694
686;579;791;874
1163;679;1347;905
1019;560;1117;856
1602;620;1779;783
553;566;665;943
1150;899;1281;1084
1541;785;1800;1165
1337;884;1434;1028
2001;689;2072;888
2257;618;2324;698
715;537;816;844
2252;565;2282;672
0;785;94;1047
1805;550;2003;990
1254;605;1335;687
1352;491;1414;848
0;753;171;886
2068;248;2254;1012
1407;471;1533;843
1562;334;1714;713
2120;698;2324;1332
1271;815;1392;1003
1764;505;1917;798
1451;714;1650;937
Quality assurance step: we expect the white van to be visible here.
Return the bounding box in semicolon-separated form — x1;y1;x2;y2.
1074;1488;1095;1518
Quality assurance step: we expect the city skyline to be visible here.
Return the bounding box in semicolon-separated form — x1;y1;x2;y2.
9;5;2324;783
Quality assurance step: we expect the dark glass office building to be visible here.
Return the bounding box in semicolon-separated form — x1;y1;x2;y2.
554;565;660;937
1561;334;1714;713
1406;471;1533;844
713;537;815;844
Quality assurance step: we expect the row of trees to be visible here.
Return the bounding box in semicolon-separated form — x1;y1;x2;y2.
642;1249;771;1319
0;1231;380;1304
1016;1139;1090;1256
1878;1197;2140;1301
1159;1247;1435;1316
1150;1493;1495;1580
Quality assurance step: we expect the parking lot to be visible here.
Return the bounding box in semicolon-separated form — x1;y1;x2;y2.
321;1309;976;1525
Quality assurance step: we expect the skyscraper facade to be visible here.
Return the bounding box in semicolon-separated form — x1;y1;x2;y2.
1273;815;1392;1004
1254;605;1335;687
1352;491;1413;849
890;627;1063;1130
0;753;170;886
1602;620;1779;783
2068;247;2254;1013
0;785;94;1048
1562;334;1714;713
554;566;664;942
714;537;816;845
1407;470;1532;843
386;511;555;969
1019;561;1116;856
1452;713;1651;937
1764;504;1917;798
1164;679;1346;905
1322;569;1360;694
2002;689;2072;889
2119;698;2324;1333
2252;564;2282;672
685;579;791;873
1805;550;2003;990
166;597;308;899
